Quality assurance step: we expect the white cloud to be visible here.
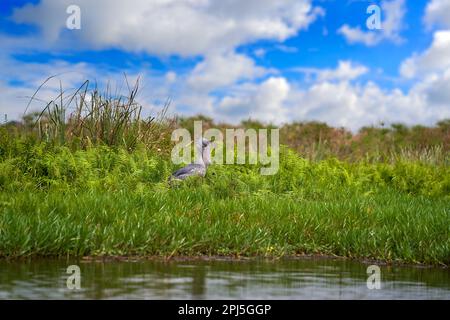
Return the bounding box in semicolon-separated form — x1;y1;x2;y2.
200;42;450;130
253;48;267;58
217;77;290;123
338;0;406;46
195;73;449;131
1;46;448;132
293;60;368;82
318;61;368;81
424;0;450;29
400;30;450;78
186;52;267;92
11;0;322;56
337;25;379;46
288;81;433;130
413;68;450;107
165;71;177;84
289;27;450;129
2;0;449;131
380;0;406;42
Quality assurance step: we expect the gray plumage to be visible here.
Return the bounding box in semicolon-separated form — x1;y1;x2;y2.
170;138;211;181
170;163;207;180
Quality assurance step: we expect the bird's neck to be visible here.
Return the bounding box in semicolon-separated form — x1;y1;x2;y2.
194;144;205;166
202;145;211;167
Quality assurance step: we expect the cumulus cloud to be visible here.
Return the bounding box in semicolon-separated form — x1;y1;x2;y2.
288;81;435;130
195;74;448;131
338;0;406;46
424;0;450;29
165;71;177;84
337;25;379;46
413;68;450;107
289;27;450;129
201;43;450;130
216;77;290;123
293;60;369;82
11;0;322;56
4;0;321;123
2;0;449;131
186;52;267;92
2;46;448;132
400;30;450;78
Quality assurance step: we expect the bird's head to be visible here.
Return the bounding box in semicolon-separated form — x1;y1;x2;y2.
201;138;211;148
196;137;211;149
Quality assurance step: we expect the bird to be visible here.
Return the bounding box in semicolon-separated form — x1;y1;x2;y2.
169;138;212;181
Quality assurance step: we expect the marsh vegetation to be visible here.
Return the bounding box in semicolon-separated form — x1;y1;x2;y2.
0;80;448;265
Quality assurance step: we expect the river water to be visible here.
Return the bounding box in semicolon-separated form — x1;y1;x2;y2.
0;257;448;299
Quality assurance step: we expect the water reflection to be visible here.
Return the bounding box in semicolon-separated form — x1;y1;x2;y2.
0;258;448;299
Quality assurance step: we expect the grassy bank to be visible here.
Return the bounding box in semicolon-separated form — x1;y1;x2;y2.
0;143;448;265
1;187;448;264
0;81;448;265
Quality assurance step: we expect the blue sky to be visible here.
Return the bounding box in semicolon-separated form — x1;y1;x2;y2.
1;0;449;130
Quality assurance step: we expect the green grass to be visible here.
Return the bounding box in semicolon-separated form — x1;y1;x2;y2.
0;143;448;265
2;80;447;265
0;187;448;264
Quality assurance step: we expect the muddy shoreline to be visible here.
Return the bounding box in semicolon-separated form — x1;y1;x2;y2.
2;253;447;268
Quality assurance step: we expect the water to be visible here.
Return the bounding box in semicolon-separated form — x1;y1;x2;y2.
0;257;448;299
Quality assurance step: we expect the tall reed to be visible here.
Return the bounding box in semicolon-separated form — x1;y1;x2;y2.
28;77;176;153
